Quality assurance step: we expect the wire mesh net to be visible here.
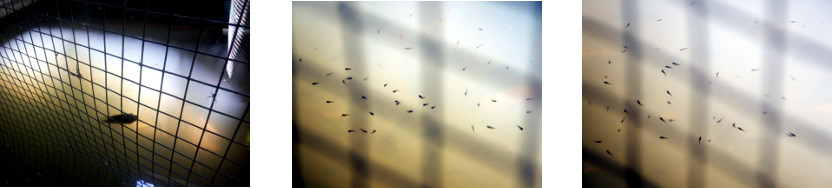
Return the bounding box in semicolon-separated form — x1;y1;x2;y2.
0;0;249;186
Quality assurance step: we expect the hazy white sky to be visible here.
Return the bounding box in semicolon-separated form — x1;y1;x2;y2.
584;0;832;187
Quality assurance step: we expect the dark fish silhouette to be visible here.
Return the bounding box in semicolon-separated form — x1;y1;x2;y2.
487;125;495;129
103;113;138;124
637;100;642;105
594;140;602;143
477;103;481;107
738;127;745;131
405;47;412;50
526;110;532;114
471;125;475;133
763;111;768;114
666;90;672;96
667;101;672;105
393;90;399;93
342;80;346;84
517;125;524;131
478;27;484;31
360;129;368;133
431;106;436;109
348;130;355;133
491;99;497;103
732;123;736;128
326;72;334;76
407;110;413;113
506;66;510;70
787;132;796;137
419;95;425;99
606;106;610;112
462;67;466;71
672;62;679;66
680;48;688;51
668;119;674;122
395;100;400;105
604;81;610;85
623;45;628;49
487;60;491;64
326;101;333;103
662;69;666;76
665;65;672;69
608;60;611;64
657;19;662;21
423;103;429;106
298;58;302;62
625;22;630;28
648;115;651;118
369;112;375;116
716;72;719;77
791;76;796;81
362;96;367;99
660;136;667;139
384;83;389;87
717;117;724;123
699;137;702;144
377;28;380;33
690;0;697;6
621;117;626;123
465;89;468;95
372;130;376;134
346;77;353;80
342;114;349;117
624;109;629;113
606;150;614;157
363;77;368;81
312;82;318;85
345;68;352;70
659;117;666;123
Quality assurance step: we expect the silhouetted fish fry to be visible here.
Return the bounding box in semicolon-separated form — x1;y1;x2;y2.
431;106;436;109
326;72;334;76
606;150;614;157
346;77;353;80
407;110;413;113
526;110;532;114
660;136;667;139
298;58;302;62
372;130;376;134
384;83;389;87
787;132;796;137
103;113;138;124
665;65;672;69
659;117;666;123
393;90;399;93
487;125;495;129
423;103;429;106
341;114;349;117
738;127;745;131
369;112;375;116
360;129;368;133
419;95;425;99
625;23;630;28
621;117;626;123
471;125;475;133
604;81;610;85
395;100;400;105
594;140;602;143
345;68;352;70
637;100;642;105
312;82;318;85
362;96;367;99
699;137;702;144
662;69;666;76
517;125;524;131
717;117;723;123
342;80;346;84
348;130;355;133
672;62;679;66
326;101;333;103
666;90;672;96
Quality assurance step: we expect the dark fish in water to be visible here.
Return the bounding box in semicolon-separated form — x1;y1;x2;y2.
462;67;466;71
492;99;497;103
517;125;524;131
667;101;672;105
716;72;719;78
624;109;629;113
604;81;611;85
103;113;138;124
625;23;630;29
667;90;672;96
665;65;672;69
699;137;702;144
423;103;429;106
419;95;425;99
346;77;353;80
360;129;368;133
717;117;724;124
608;60;611;64
526;98;533;101
372;130;376;134
326;101;333;103
487;125;495;129
738;127;745;131
362;96;367;99
732;123;736;127
659;117;666;123
787;132;796;137
431;106;436;109
672;62;679;66
637;100;642;105
326;72;334;76
606;106;610;112
471;125;475;133
621;117;626;123
668;119;674;122
680;48;688;51
363;77;368;81
345;68;351;70
312;82;318;85
395;100;400;105
465;89;468;95
384;83;389;87
662;69;666;76
342;80;346;84
526;110;532;114
298;58;302;62
369;112;375;116
342;114;349;117
348;130;355;133
660;136;667;139
477;103;480;107
407;110;413;113
791;76;796;81
594;140;602;143
606;150;614;157
393;90;399;93
478;27;484;31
